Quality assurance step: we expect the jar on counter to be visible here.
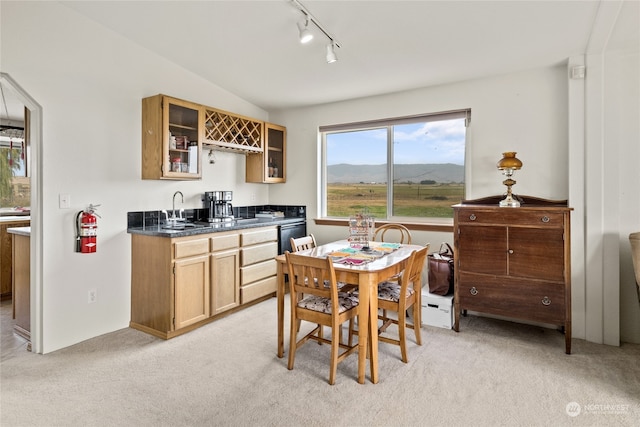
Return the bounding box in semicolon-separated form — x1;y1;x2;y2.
171;157;182;172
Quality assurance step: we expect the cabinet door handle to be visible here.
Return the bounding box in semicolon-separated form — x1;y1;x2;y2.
541;296;551;306
508;249;514;254
541;216;550;223
470;287;478;296
469;214;476;221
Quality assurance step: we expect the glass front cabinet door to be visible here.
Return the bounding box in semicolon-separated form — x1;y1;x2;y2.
142;95;203;180
246;122;286;183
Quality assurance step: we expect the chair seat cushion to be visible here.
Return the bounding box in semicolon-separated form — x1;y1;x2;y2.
377;281;415;302
297;292;359;314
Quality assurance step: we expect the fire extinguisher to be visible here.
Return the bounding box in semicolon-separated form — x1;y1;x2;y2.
75;204;100;253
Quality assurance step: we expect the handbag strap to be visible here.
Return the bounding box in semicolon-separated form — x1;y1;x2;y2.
438;242;454;256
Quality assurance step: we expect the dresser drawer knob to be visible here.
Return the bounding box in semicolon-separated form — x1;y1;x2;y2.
508;249;514;254
470;287;478;296
469;214;476;221
541;216;550;223
541;296;551;306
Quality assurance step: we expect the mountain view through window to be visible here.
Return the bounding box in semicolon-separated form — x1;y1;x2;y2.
323;113;468;220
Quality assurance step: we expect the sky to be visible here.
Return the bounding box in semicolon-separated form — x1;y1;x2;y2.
326;118;466;165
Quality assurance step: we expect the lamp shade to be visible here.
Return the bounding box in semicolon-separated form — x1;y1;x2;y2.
497;152;523;170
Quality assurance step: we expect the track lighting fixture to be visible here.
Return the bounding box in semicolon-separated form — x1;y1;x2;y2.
291;0;340;63
297;16;313;44
326;42;337;63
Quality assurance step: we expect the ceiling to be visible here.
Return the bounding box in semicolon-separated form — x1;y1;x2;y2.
2;0;608;120
61;0;606;112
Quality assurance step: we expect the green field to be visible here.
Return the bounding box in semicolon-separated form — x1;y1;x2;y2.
327;183;464;218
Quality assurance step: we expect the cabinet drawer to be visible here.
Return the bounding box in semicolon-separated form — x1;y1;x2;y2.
241;276;277;304
241;228;277;246
241;259;277;286
457;209;564;228
241;242;278;266
174;238;209;259
210;233;239;252
457;273;565;324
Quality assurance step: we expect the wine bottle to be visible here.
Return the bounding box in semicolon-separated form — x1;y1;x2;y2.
268;157;275;177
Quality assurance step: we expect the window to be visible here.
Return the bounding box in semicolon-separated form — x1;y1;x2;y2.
321;109;469;221
0;137;29;209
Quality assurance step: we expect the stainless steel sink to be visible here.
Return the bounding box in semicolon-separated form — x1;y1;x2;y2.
162;222;203;230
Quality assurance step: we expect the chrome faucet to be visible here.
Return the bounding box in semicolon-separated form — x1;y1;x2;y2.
172;191;184;221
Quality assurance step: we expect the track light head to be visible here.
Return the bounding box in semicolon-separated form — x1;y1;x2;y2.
297;17;313;44
326;42;338;63
292;0;341;62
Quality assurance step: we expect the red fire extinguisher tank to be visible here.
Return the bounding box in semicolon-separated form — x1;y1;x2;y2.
76;205;99;253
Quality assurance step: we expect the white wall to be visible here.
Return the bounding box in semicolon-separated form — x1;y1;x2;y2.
602;0;640;343
610;45;640;343
1;1;272;353
572;0;640;345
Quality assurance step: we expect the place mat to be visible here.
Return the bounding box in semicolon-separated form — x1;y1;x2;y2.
329;242;401;266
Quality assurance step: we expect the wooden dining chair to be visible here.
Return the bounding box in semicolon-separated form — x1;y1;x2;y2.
376;244;429;363
285;251;360;385
373;224;413;297
373;223;412;244
290;234;317;252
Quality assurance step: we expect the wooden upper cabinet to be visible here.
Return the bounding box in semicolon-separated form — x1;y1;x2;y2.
142;95;203;180
246;123;286;184
141;94;285;183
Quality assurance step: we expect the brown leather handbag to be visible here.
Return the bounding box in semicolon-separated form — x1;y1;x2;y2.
427;243;454;295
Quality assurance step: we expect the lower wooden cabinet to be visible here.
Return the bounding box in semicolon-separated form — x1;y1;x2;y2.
174;254;210;329
130;226;277;339
210;245;240;315
1;219;30;299
239;228;278;304
11;230;31;342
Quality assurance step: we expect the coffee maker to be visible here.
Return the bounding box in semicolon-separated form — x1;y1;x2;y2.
202;191;234;222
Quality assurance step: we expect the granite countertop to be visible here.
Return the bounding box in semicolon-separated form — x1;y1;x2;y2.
127;216;305;238
7;226;31;237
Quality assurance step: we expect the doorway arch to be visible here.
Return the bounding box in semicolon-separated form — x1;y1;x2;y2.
1;73;43;354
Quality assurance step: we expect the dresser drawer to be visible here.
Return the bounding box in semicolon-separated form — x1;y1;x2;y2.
241;228;277;246
241;242;278;266
457;209;564;228
174;238;209;259
458;273;565;324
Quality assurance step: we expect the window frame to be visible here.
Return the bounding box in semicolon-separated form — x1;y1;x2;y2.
319;109;470;226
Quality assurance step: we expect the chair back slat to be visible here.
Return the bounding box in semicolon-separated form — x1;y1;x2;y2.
403;245;429;291
285;252;337;300
374;224;412;244
290;234;317;252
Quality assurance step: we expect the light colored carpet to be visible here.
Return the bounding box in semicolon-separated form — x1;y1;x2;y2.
1;298;639;427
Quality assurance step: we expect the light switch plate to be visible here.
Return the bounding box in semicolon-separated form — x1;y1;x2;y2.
59;193;71;209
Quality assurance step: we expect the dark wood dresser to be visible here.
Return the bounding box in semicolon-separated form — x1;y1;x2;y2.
453;195;572;353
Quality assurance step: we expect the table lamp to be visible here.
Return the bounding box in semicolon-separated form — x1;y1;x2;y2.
497;152;523;207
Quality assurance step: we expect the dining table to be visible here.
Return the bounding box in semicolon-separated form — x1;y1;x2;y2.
275;239;425;384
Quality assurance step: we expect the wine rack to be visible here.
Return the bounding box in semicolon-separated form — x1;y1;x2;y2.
203;108;263;153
